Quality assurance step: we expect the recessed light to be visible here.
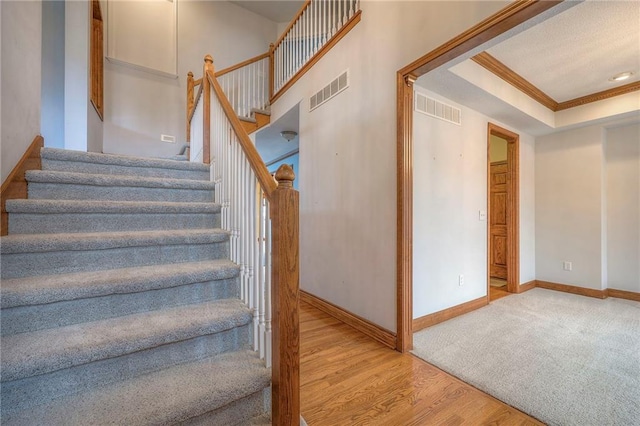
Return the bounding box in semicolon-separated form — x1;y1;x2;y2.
609;71;633;82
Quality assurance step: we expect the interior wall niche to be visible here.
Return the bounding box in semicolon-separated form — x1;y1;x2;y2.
106;0;178;77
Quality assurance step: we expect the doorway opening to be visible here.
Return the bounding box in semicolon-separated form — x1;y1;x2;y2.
487;123;519;302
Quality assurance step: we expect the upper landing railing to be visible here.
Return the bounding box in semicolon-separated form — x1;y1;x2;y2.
184;2;362;424
271;0;361;100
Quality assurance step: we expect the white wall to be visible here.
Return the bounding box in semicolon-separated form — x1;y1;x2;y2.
1;0;42;183
103;0;278;158
606;123;640;292
269;1;509;331
41;0;65;149
535;125;605;289
65;0;102;153
412;88;536;317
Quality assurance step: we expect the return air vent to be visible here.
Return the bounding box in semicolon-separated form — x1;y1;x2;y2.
415;92;461;125
310;70;349;112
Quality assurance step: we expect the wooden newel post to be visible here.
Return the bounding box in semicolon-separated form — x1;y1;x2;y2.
186;71;194;149
271;164;300;426
202;54;214;164
269;43;275;100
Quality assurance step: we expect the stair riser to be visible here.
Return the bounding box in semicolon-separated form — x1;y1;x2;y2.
28;182;214;202
9;212;220;234
1;325;252;415
182;389;270;425
42;158;210;181
2;278;239;335
1;242;229;279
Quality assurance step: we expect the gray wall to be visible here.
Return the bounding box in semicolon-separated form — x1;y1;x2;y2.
606;123;640;292
41;0;65;149
412;87;536;318
65;0;103;153
536;121;640;292
103;0;279;159
1;1;42;183
269;1;510;331
536;125;606;289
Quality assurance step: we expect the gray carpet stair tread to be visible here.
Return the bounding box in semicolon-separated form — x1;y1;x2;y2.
0;228;229;254
239;115;258;123
251;108;271;116
2;350;270;426
41;147;209;172
1;299;252;382
4;199;221;214
1;259;239;308
26;170;215;190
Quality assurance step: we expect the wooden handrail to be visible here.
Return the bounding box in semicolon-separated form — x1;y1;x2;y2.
206;68;278;197
186;71;194;147
273;0;312;50
188;83;203;124
189;53;300;426
194;78;202;86
215;52;270;78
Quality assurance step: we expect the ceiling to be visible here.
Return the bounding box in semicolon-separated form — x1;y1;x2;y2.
486;1;639;103
417;1;640;136
229;0;304;23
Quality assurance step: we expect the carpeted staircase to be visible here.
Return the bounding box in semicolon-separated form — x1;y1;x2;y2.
1;148;272;425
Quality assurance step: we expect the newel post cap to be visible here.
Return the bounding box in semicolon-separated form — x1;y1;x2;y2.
204;54;213;64
275;164;295;188
187;71;194;78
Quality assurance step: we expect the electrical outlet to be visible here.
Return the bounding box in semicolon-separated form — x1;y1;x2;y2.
458;274;464;286
563;261;572;271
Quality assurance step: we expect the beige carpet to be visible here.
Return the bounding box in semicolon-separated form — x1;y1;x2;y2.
412;288;640;426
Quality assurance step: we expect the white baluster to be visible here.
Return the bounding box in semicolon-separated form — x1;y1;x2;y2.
264;198;272;368
306;7;310;61
258;188;266;359
349;0;354;19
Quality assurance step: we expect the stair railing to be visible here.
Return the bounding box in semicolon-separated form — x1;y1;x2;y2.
189;55;300;426
271;0;361;101
215;53;270;119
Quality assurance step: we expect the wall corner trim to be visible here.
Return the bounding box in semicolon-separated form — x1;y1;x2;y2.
519;280;536;293
299;290;397;350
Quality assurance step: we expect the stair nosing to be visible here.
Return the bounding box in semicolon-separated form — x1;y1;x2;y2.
1;259;240;308
5;199;221;214
0;229;230;254
41;147;210;172
1;299;252;382
26;170;216;190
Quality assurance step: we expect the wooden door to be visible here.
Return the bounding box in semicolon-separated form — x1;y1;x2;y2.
490;161;508;279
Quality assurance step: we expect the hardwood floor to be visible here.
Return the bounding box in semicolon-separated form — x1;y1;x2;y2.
300;301;542;425
490;285;511;302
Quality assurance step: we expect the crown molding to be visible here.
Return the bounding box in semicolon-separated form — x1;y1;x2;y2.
471;52;640;112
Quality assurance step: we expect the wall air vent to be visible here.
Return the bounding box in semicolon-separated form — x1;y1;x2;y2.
310;70;349;112
415;92;461;125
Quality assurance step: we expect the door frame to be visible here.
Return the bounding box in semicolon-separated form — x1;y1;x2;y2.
395;0;561;352
487;123;520;298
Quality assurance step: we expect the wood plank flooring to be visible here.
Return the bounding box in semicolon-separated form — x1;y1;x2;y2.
490;285;511;302
300;301;542;425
